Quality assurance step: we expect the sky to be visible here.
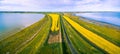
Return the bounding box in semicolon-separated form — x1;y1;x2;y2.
0;0;120;11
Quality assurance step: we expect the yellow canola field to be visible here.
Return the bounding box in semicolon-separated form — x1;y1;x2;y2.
48;14;59;32
63;15;120;54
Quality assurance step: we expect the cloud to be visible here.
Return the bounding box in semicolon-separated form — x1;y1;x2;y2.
0;0;120;11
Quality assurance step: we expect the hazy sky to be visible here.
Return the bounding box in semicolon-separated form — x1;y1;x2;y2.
0;0;120;11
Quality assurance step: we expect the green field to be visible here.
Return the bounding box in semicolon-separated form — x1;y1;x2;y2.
0;13;120;54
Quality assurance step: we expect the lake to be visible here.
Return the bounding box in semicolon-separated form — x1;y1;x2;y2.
0;13;44;36
76;12;120;26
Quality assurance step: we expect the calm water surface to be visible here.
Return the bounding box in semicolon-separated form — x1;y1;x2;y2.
0;13;45;34
76;12;120;26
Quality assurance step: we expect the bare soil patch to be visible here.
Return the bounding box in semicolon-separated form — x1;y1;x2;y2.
48;32;62;44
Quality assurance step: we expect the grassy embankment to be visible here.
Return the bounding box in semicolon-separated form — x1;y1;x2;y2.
65;13;120;46
0;15;49;54
62;17;105;54
36;14;62;54
17;15;51;54
63;15;120;54
60;15;73;54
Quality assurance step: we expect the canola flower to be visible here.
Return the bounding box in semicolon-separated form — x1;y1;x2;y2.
63;15;120;54
48;14;59;32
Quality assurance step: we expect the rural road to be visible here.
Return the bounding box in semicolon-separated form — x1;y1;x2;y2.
15;20;48;54
63;15;120;54
60;16;78;54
